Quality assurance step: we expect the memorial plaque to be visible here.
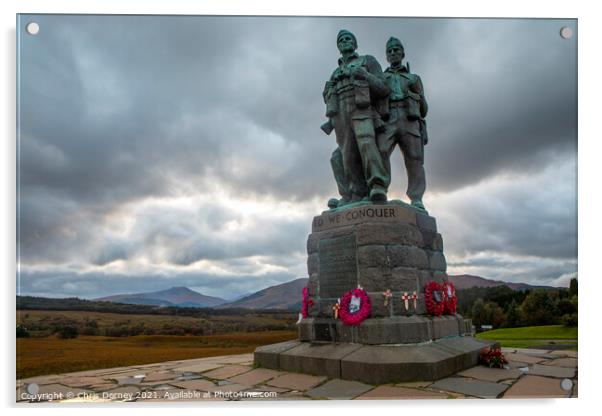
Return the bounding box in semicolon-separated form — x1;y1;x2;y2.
314;323;334;342
318;235;358;298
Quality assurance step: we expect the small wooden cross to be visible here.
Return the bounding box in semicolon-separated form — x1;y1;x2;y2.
332;302;341;319
401;292;410;311
382;289;392;307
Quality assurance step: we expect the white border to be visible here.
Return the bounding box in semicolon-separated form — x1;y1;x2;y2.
3;1;600;415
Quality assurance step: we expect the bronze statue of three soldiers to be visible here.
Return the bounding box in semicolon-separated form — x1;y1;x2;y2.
322;30;429;212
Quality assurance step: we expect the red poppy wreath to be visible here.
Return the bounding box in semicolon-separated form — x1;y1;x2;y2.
339;288;371;326
424;281;445;316
301;287;314;318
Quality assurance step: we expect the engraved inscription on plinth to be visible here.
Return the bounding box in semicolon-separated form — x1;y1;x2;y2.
318;235;358;298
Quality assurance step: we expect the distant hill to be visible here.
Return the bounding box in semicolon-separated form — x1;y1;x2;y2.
449;274;557;291
218;274;554;310
219;278;309;310
95;286;226;308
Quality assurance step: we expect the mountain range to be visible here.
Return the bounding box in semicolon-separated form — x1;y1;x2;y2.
216;278;308;310
94;275;557;310
448;274;556;291
95;286;226;308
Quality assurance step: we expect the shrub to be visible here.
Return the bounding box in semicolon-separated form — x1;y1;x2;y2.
521;289;559;326
16;325;30;338
57;325;79;339
81;326;99;336
104;326;130;337
561;312;578;327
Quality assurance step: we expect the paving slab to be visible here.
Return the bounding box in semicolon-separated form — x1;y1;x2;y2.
168;379;216;391
356;385;447;400
458;366;522;382
141;371;180;382
148;384;176;391
229;368;282;385
505;361;530;370
58;376;110;387
88;383;118;392
430;377;508;398
267;373;327;391
517;348;553;356
206;383;251;394
56;366;134;377
503;353;545;364
210;353;254;364
503;375;570;398
18;375;65;385
551;350;577;358
305;379;373;399
542;357;577;368
395;381;432;388
173;372;203;381
202;365;253;380
116;376;144;385
528;364;576;378
172;362;224;373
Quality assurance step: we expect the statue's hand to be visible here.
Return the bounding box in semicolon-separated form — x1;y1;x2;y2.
351;66;368;80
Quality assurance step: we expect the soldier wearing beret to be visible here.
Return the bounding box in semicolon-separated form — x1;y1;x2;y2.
378;37;429;211
323;30;391;207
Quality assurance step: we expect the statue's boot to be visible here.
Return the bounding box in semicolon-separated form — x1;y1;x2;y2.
370;186;387;204
327;196;352;209
411;199;427;212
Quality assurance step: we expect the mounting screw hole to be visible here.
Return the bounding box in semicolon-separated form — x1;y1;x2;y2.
26;22;40;35
560;26;573;39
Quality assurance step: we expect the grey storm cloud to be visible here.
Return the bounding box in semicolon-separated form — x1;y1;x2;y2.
17;15;577;297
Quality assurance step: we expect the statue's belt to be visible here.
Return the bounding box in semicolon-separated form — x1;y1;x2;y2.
389;100;407;107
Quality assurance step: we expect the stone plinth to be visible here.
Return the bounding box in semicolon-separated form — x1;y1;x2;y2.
254;202;490;383
307;204;446;322
255;337;498;384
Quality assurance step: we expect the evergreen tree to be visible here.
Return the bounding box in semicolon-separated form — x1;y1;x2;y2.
569;277;578;297
521;289;559;326
506;299;521;327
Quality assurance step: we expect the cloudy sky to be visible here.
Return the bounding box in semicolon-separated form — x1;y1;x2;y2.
17;15;577;299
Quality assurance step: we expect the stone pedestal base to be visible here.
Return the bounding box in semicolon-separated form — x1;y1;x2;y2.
299;314;473;344
254;336;497;384
256;202;488;383
306;203;448;319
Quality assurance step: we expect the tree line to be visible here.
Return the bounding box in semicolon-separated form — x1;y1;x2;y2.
457;278;577;331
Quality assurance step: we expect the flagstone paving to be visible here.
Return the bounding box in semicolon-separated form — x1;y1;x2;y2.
528;363;576;378
16;348;577;402
543;357;578;368
457;366;523;383
429;377;509;398
356;385;448;400
503;375;571;398
305;379;372;399
228;368;282;385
